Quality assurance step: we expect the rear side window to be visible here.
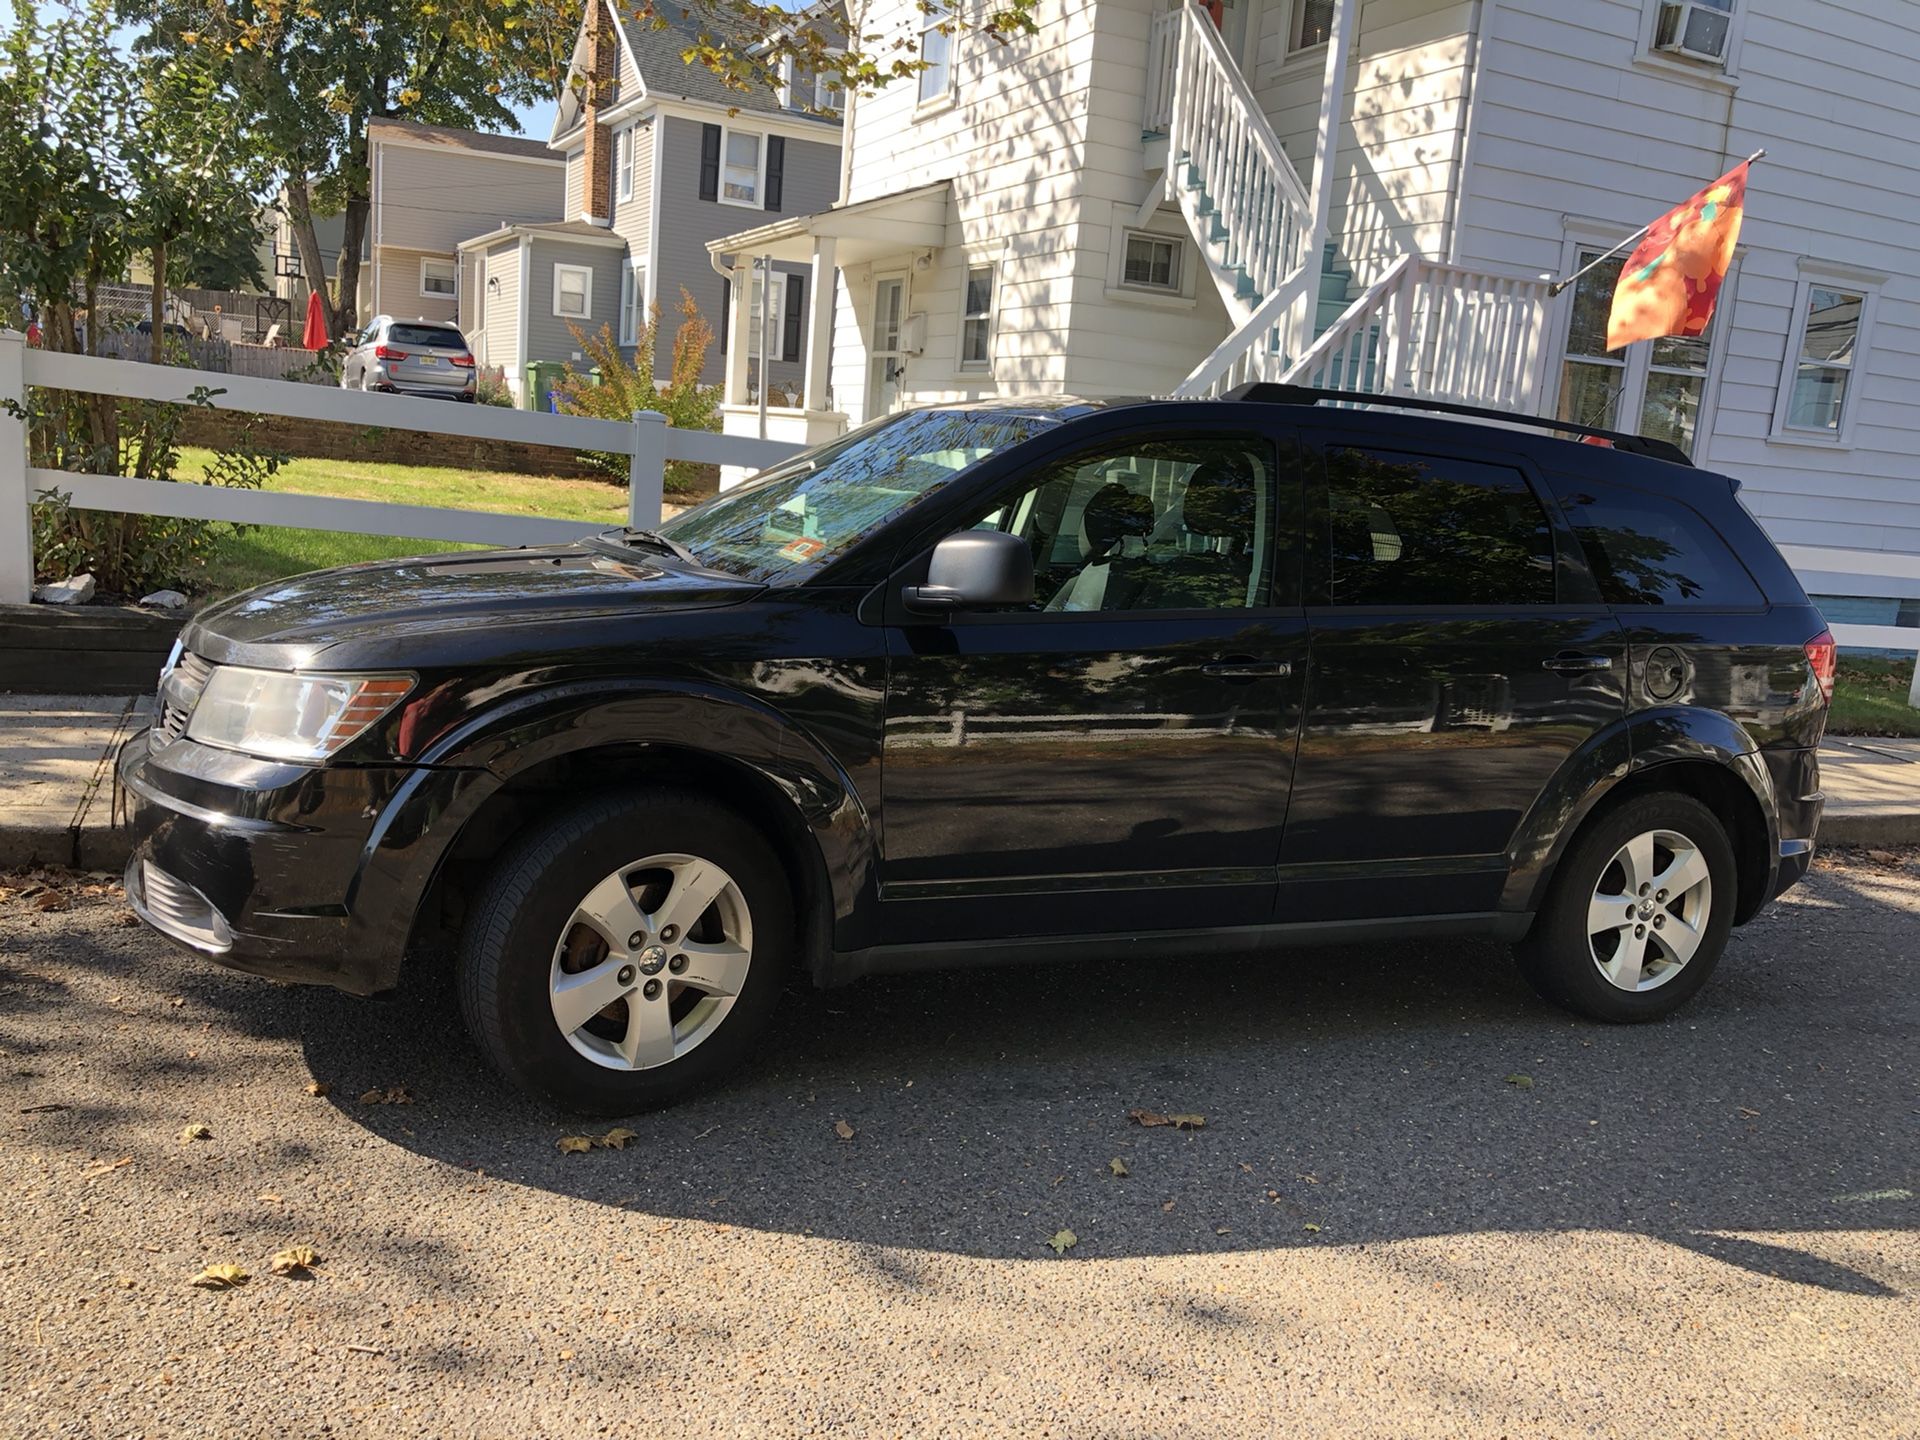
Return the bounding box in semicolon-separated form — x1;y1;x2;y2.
1324;447;1555;607
388;324;466;349
1552;479;1764;608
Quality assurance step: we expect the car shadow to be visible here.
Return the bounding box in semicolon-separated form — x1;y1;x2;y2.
281;860;1916;1294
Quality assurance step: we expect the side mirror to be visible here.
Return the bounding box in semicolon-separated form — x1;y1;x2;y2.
902;530;1034;615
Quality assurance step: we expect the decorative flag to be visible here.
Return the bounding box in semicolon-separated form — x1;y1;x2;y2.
302;288;328;351
1606;161;1748;351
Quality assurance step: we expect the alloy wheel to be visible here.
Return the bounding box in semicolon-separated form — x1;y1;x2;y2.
1586;828;1713;993
548;854;753;1071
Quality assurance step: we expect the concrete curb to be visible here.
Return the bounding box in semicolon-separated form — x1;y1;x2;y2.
1817;811;1920;849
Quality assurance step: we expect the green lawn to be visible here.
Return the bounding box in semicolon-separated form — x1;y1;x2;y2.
1830;656;1920;739
178;449;631;595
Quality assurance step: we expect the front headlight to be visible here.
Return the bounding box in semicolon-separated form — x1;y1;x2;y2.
184;666;415;762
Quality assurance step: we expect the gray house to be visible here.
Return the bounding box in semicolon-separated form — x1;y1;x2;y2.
459;0;842;405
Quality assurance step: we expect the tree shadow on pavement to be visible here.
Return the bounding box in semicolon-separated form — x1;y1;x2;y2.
278;861;1916;1294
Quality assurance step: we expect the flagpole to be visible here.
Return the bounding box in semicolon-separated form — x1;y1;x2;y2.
1545;149;1767;297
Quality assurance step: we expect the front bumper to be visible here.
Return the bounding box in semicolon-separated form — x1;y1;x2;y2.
117;729;432;994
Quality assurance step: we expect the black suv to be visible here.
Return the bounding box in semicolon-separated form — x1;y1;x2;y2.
119;387;1831;1113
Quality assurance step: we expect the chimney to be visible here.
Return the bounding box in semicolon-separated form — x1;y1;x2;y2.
580;0;616;222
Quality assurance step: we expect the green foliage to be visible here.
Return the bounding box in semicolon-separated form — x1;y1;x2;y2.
475;368;517;407
551;289;721;493
22;384;284;596
1830;657;1920;739
169;209;270;292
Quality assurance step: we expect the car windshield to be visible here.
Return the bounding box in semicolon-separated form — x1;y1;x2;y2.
656;408;1056;582
388;324;466;349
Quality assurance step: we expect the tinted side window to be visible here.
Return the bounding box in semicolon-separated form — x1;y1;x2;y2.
1324;447;1555;607
1552;479;1764;608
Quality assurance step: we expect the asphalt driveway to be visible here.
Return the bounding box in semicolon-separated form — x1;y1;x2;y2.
2;854;1915;1437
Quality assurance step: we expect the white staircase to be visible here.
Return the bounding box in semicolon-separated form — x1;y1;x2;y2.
1148;5;1319;386
1144;9;1557;407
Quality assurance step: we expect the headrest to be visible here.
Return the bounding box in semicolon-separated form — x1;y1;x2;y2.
1082;481;1155;553
1180;461;1257;544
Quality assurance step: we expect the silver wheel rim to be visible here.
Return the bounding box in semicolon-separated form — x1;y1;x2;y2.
548;853;753;1072
1587;828;1712;993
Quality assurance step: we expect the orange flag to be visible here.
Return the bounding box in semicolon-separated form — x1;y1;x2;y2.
1606;161;1748;351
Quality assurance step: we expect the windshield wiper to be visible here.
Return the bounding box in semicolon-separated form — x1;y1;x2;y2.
605;527;700;566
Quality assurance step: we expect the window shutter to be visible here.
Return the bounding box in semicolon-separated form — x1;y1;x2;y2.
698;124;721;203
765;135;785;212
618;265;632;345
782;273;804;362
718;278;730;354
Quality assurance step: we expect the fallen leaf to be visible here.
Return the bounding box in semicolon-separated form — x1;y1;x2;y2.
256;1193;283;1204
559;1349;576;1361
189;1264;248;1289
1046;1229;1077;1254
1303;1222;1322;1234
177;1123;212;1143
1504;1074;1534;1090
359;1086;414;1106
1215;1226;1231;1235
1127;1109;1206;1130
82;1156;134;1179
1108;1157;1130;1178
269;1246;318;1276
1161;1199;1176;1212
557;1135;594;1154
32;890;66;912
1738;1107;1760;1118
596;1128;638;1150
304;1082;330;1098
833;1120;855;1141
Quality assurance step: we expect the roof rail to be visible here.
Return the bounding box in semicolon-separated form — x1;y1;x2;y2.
1222;383;1696;467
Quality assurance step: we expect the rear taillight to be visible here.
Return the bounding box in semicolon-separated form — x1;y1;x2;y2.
1804;629;1837;706
452;353;476;368
374;344;408;361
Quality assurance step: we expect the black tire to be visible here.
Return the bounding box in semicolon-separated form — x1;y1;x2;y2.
457;787;793;1114
1514;791;1736;1023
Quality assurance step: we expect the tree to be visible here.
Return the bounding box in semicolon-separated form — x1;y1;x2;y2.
121;0;1041;342
170;211;270;292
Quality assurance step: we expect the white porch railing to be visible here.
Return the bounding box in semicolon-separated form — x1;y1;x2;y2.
0;334;803;605
1179;253;1554;406
1144;10;1181;135
1159;5;1314;317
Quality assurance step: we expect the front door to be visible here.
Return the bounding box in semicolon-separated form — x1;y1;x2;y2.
880;425;1310;943
1278;435;1627;920
867;276;906;418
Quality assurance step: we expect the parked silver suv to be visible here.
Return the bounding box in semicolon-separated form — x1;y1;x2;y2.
340;317;477;401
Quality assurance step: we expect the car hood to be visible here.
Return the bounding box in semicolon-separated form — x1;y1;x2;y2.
183;541;763;667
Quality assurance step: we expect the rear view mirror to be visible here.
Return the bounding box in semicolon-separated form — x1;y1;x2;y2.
902;530;1034;615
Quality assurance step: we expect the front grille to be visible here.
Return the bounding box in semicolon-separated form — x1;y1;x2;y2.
150;652;213;752
126;858;233;953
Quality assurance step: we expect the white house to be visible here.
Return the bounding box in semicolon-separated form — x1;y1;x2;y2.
708;0;1920;637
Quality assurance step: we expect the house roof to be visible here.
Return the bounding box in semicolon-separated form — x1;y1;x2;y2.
707;181;951;266
553;1;843;144
457;218;628;252
368;118;558;162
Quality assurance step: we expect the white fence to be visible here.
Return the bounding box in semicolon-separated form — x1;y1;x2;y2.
0;331;803;605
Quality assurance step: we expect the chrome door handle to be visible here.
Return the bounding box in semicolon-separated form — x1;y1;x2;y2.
1201;659;1293;680
1543;652;1614;675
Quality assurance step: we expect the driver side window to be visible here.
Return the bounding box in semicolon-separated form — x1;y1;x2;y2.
969;434;1282;613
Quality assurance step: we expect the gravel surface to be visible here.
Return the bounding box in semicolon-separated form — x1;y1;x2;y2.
1;855;1915;1438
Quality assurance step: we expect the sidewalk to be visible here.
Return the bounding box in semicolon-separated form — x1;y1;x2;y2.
1;694;1917;873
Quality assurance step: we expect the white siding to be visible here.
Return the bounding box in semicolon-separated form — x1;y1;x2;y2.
480;240;523;396
1454;0;1920;568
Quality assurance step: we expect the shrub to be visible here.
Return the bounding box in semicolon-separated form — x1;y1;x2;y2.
551;288;721;493
22;385;283;597
475;367;516;407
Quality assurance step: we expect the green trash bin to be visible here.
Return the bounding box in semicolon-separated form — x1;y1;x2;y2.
522;360;570;412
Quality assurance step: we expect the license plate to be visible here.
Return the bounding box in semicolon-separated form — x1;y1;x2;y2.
417;356;439;366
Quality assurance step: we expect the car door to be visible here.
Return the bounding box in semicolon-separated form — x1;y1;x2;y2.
1278;432;1626;921
878;425;1310;944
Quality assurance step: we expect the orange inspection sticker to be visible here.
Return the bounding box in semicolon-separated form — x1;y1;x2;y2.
778;537;826;562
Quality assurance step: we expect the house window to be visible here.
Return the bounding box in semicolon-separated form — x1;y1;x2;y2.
722;128;764;207
782;56;844;112
1772;265;1882;446
747;269;786;361
1122;232;1182;292
918;4;954;106
553;263;593;319
960;263;994;371
1291;0;1335;51
615;126;635;203
1638;0;1744;77
419;257;457;298
620;260;648;347
1555;240;1732;457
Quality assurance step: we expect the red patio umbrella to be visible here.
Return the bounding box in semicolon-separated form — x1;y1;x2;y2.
301;289;328;350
